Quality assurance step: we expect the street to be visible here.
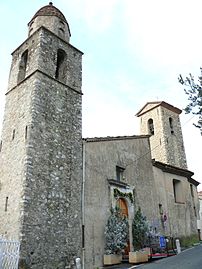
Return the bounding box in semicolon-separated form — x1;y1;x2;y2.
139;244;202;269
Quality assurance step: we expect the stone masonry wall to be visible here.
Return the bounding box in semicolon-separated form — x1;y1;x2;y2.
0;21;83;268
139;106;187;169
8;27;82;93
18;72;83;269
0;77;33;239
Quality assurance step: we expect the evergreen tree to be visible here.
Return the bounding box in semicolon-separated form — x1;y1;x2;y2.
105;207;129;255
132;207;148;251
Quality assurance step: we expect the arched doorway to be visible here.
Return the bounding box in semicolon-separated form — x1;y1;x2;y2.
116;198;130;256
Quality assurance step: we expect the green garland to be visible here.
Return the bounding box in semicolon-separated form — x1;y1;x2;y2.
114;188;134;203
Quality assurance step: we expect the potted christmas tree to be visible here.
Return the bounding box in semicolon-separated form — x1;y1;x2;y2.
104;207;129;265
129;207;149;264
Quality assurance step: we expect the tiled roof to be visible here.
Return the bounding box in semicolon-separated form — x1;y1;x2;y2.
29;2;67;25
136;101;182;117
83;135;150;143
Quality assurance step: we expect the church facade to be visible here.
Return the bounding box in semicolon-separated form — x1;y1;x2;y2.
0;3;200;269
83;101;199;269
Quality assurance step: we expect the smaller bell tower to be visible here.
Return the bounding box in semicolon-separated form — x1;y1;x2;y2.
136;101;187;169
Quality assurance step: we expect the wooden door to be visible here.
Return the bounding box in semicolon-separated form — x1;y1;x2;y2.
116;198;130;255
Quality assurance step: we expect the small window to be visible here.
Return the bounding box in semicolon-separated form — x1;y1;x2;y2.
29;28;33;35
173;179;183;203
17;50;28;83
0;141;2;152
159;204;163;215
193;206;197;217
55;49;67;83
169;117;174;134
190;184;194;198
58;28;65;38
25;126;28;140
12;129;15;140
116;166;125;181
5;197;8;212
148;118;154;135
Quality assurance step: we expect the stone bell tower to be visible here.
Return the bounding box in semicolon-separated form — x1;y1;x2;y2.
0;3;83;268
136;101;187;169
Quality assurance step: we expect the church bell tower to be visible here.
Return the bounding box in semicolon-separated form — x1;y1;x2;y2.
136;101;187;169
0;3;83;268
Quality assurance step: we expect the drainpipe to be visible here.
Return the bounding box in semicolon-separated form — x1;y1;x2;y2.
82;140;86;269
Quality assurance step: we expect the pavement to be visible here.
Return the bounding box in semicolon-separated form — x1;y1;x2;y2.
100;261;145;269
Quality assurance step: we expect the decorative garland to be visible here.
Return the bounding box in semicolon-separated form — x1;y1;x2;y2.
114;188;134;203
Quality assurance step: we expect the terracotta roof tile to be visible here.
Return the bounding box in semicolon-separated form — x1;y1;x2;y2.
29;2;67;25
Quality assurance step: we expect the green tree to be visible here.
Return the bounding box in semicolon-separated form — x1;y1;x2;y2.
104;207;129;255
132;207;148;251
178;70;202;135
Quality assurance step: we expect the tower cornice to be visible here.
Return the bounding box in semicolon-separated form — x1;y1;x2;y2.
6;69;83;96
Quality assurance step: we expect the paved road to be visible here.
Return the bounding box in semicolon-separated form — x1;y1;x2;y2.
139;244;202;269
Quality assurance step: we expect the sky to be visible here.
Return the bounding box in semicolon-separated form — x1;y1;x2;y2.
0;0;202;189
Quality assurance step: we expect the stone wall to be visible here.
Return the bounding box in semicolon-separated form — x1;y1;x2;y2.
19;72;83;269
0;77;33;240
139;105;187;169
0;23;83;269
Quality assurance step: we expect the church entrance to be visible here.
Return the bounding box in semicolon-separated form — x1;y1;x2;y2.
116;198;130;256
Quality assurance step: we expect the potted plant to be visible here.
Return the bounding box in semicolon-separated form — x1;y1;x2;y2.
104;207;129;265
129;207;149;264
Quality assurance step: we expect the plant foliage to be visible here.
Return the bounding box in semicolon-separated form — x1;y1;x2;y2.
113;188;134;203
178;70;202;135
104;207;129;255
132;207;149;251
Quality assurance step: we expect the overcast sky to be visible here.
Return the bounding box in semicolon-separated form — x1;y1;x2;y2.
0;0;202;189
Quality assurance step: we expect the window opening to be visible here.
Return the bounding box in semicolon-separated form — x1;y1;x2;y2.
190;184;194;198
82;225;85;248
55;49;67;83
159;204;163;215
58;28;65;39
173;179;182;203
194;206;197;217
5;197;8;212
169;117;174;134
148;118;154;135
0;140;2;152
17;50;28;83
25;126;28;140
29;28;33;35
116;166;125;181
12;129;15;140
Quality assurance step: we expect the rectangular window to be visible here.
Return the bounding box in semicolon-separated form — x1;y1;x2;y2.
12;129;15;140
190;184;194;198
116;166;125;181
5;197;8;212
159;204;163;215
173;179;184;203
